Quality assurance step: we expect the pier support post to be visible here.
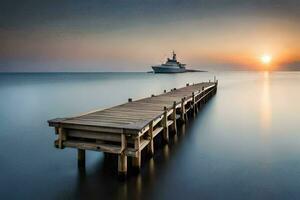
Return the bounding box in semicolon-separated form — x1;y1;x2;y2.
147;121;154;156
118;134;127;176
181;98;186;123
132;151;141;171
77;149;85;167
199;99;203;110
171;101;177;134
162;107;169;143
132;137;141;170
58;128;66;149
192;92;196;117
118;153;127;176
195;97;199;113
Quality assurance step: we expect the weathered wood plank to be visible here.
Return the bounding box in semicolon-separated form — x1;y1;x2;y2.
63;140;122;154
153;127;163;137
68;129;121;142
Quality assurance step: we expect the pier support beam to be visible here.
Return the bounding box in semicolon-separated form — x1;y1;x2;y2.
77;149;85;167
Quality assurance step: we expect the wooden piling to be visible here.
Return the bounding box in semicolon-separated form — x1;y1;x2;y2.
118;153;127;176
58;128;66;149
118;134;127;176
78;149;85;167
192;92;196;117
181;98;186;123
147;121;154;156
171;101;177;134
162;106;169;143
132;137;141;170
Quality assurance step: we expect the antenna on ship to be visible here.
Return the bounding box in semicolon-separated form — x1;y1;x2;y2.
172;50;176;61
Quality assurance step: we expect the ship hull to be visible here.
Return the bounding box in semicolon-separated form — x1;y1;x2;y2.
152;66;186;73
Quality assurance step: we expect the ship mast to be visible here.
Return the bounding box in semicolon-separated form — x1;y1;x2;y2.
172;51;176;61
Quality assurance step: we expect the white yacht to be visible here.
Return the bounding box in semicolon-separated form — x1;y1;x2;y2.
152;51;186;73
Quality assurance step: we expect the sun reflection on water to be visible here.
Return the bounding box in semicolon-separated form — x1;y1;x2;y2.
261;71;272;131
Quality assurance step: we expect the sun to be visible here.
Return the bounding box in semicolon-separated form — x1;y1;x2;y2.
261;54;272;64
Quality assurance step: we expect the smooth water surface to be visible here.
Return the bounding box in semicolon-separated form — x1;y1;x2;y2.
0;71;300;200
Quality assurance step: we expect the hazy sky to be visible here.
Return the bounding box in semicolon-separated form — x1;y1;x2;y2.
1;0;300;72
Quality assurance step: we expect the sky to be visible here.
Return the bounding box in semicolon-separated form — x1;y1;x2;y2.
0;0;300;72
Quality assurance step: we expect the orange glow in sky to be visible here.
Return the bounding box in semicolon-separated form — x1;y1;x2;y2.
1;6;300;71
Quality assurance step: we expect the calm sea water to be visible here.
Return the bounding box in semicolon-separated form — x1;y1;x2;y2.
0;71;300;200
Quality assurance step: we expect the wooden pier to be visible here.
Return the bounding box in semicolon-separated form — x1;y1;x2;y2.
48;80;218;176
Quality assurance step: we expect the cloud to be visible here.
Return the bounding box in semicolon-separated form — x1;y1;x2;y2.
281;61;300;71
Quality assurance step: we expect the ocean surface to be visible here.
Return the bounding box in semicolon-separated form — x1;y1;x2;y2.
0;71;300;200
